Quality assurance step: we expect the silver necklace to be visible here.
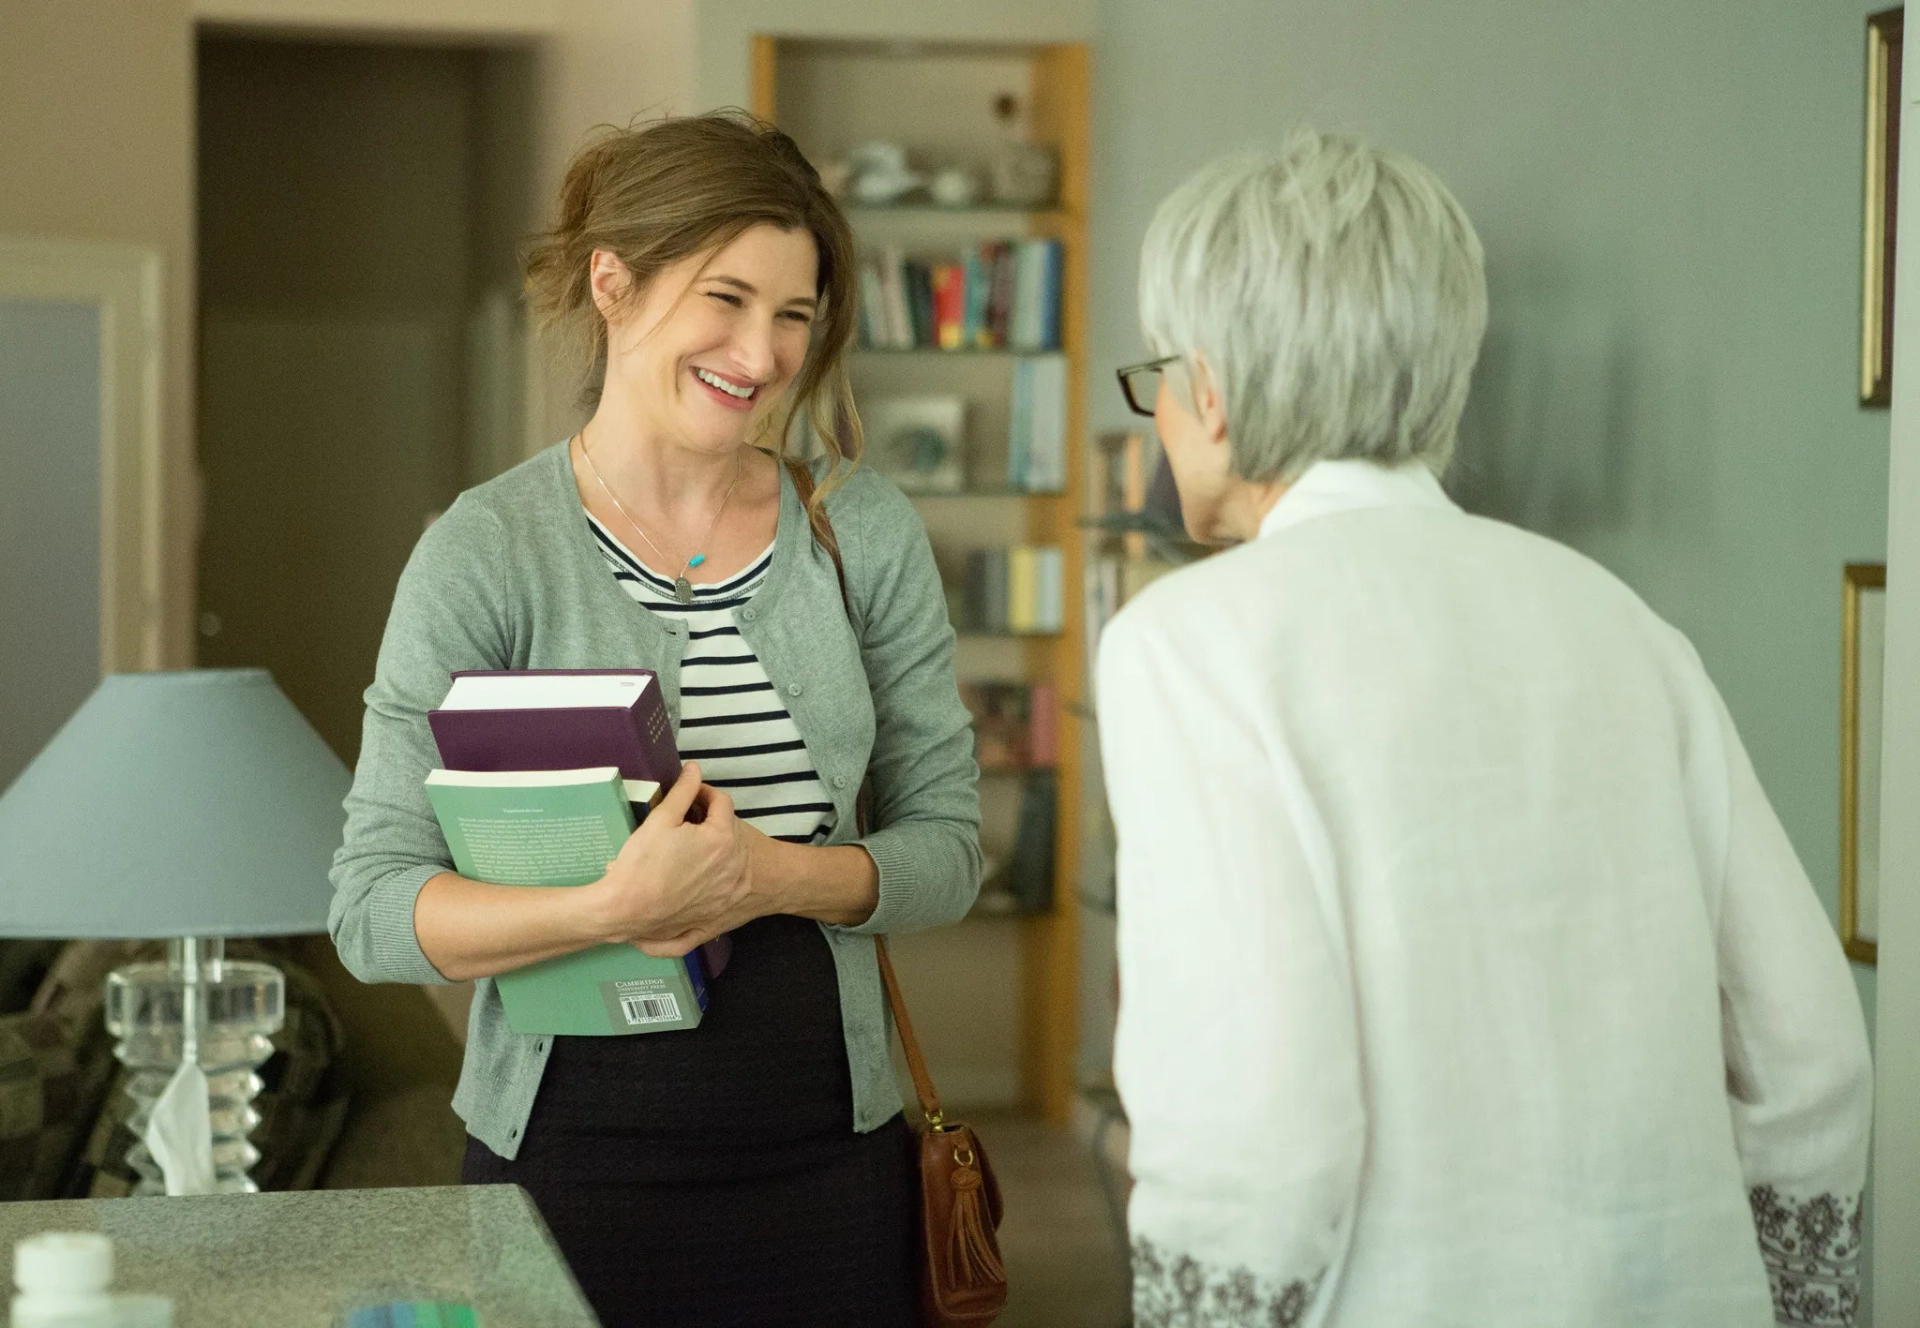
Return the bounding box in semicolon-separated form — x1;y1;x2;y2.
578;430;743;604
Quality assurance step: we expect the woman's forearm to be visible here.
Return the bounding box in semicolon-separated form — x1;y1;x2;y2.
413;815;878;980
756;840;879;927
413;870;609;982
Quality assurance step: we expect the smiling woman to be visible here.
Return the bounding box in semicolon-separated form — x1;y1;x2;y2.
329;111;983;1328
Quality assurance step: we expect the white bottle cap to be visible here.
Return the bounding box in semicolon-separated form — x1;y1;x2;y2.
14;1233;112;1295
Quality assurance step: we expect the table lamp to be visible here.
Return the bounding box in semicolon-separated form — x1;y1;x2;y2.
0;669;349;1196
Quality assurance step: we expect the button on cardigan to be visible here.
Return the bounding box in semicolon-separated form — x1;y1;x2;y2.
328;442;983;1160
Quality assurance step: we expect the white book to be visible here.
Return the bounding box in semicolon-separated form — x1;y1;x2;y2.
426;765;662;807
1007;357;1034;489
880;245;914;348
1010;241;1044;350
438;672;655;711
1036;546;1064;631
1028;355;1069;492
858;258;889;348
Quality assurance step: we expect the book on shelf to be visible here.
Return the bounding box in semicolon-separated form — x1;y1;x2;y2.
423;766;708;1036
1028;682;1059;766
1008;546;1037;632
961;245;990;348
961;681;1060;771
854;240;1062;353
907;261;936;347
1011;240;1063;352
986;240;1016;347
857;256;888;351
960;545;1064;634
1006;355;1067;493
962;682;1030;770
1004;767;1058;915
879;244;913;348
932;263;965;348
1036;542;1063;633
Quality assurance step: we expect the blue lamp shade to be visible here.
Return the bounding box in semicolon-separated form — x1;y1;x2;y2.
0;669;350;938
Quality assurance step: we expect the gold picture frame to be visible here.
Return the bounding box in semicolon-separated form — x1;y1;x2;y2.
1863;8;1903;407
1841;563;1887;964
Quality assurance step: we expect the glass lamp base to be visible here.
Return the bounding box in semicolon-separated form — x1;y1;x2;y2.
103;938;284;1195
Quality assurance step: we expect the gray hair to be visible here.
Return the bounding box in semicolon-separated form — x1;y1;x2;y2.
1137;129;1488;481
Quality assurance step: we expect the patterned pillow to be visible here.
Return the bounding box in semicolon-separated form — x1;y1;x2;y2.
0;1008;117;1201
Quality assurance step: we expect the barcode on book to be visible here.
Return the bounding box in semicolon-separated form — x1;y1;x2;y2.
619;993;681;1026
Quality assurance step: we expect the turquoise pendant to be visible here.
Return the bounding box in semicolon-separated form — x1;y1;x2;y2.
688;553;706;568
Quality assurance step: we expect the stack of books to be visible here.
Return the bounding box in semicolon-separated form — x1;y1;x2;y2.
959;680;1059;916
961;545;1065;634
1004;768;1058;916
422;670;718;1037
1007;355;1068;493
856;239;1063;352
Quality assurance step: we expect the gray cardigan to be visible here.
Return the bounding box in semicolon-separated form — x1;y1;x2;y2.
328;442;983;1159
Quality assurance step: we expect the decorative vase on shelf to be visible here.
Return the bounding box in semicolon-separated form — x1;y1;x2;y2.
990;142;1057;209
987;91;1058;209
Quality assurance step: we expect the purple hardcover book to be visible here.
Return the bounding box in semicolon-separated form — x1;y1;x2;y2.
427;668;733;978
428;669;680;785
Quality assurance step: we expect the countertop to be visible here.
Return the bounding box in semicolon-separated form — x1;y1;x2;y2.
0;1184;599;1327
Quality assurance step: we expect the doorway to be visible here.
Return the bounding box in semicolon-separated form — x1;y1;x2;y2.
194;31;539;761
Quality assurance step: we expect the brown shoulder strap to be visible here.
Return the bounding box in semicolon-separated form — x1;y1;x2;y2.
781;453;946;1127
876;931;944;1125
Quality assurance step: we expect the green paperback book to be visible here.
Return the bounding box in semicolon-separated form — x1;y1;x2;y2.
423;766;705;1036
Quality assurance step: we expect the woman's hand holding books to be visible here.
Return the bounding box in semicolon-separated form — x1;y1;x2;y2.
584;761;759;957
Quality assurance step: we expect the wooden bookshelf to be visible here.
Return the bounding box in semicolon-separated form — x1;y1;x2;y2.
754;36;1089;1124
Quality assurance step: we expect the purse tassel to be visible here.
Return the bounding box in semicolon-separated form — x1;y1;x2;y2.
945;1163;1007;1289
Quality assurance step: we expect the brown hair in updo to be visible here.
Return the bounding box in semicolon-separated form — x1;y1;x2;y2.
523;109;863;490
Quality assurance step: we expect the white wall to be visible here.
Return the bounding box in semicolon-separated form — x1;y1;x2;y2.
0;2;196;667
0;300;100;789
1092;0;1890;1019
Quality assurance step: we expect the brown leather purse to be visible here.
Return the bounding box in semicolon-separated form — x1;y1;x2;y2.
783;456;1010;1326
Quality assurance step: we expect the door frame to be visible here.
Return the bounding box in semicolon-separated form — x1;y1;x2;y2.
0;236;165;674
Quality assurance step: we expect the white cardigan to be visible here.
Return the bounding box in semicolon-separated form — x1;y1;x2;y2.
1096;460;1872;1328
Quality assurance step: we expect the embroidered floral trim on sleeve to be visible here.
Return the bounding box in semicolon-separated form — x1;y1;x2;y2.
1749;1185;1864;1327
1132;1235;1326;1328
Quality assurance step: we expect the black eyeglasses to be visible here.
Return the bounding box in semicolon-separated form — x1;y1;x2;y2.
1115;355;1179;418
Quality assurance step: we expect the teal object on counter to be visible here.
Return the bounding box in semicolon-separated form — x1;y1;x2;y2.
347;1301;480;1327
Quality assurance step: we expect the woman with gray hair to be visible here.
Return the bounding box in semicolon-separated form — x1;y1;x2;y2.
1099;130;1871;1327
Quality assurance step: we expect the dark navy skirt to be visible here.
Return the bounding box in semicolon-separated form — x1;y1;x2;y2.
462;915;917;1328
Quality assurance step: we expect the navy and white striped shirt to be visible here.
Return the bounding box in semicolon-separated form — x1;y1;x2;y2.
588;514;836;846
